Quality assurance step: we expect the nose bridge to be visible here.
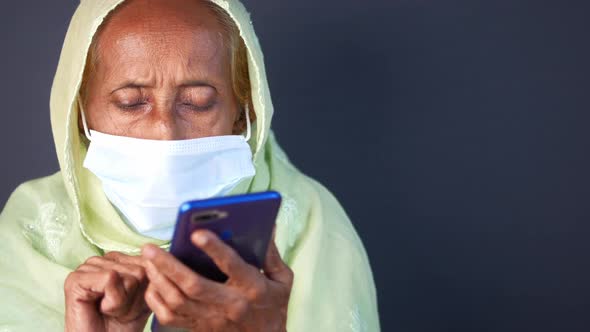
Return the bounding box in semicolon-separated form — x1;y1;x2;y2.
151;100;180;140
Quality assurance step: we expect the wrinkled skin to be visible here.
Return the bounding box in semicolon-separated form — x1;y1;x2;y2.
82;0;243;140
65;1;293;331
64;252;151;332
65;232;292;332
142;230;292;332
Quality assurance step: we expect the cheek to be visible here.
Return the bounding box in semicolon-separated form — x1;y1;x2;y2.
181;91;240;138
82;98;130;136
83;100;109;133
82;80;121;134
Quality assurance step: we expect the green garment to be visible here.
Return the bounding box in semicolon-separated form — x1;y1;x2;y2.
0;0;380;331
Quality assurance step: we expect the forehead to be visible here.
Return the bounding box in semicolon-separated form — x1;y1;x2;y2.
93;0;228;75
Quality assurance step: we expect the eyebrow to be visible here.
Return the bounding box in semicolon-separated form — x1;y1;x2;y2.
110;80;217;95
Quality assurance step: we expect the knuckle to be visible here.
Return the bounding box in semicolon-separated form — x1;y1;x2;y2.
225;256;246;274
64;272;79;291
144;286;156;303
248;279;268;300
130;265;147;281
111;292;125;306
104;290;125;309
158;310;175;325
122;275;138;291
285;267;295;286
228;298;249;322
104;251;120;259
185;278;202;297
104;270;120;284
167;294;185;311
84;256;103;265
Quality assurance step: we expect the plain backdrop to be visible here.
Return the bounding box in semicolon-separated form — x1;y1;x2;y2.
1;0;590;331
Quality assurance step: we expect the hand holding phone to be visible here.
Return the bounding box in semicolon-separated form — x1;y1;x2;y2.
146;191;292;331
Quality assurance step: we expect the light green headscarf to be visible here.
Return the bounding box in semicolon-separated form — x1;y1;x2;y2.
0;0;380;331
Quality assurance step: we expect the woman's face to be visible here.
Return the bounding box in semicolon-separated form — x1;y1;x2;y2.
83;0;241;140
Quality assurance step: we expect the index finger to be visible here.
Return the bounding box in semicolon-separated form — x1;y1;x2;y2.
141;244;236;304
191;230;259;280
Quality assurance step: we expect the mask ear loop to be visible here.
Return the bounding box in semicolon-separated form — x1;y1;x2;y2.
244;103;252;142
77;94;93;142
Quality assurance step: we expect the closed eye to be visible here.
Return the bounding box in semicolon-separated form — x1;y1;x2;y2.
115;96;149;110
179;101;215;112
118;102;148;111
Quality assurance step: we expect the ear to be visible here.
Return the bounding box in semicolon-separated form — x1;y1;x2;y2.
77;108;85;136
76;95;92;143
232;100;256;135
232;107;245;135
77;97;85;135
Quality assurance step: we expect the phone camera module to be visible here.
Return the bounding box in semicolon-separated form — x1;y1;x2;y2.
191;210;228;224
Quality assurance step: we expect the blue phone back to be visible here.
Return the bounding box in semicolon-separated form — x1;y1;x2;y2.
169;191;282;282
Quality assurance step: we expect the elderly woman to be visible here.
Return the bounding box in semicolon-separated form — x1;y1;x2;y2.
0;0;379;331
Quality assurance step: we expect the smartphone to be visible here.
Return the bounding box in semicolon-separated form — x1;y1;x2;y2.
169;190;282;282
152;191;282;331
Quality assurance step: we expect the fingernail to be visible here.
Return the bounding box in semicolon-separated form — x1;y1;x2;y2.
142;244;157;259
193;232;208;246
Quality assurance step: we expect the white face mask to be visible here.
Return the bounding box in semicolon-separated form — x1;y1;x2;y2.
79;99;256;240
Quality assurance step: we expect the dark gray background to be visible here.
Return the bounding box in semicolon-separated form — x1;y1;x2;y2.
2;0;590;331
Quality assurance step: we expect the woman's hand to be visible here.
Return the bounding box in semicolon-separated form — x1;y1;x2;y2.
141;230;294;332
64;252;150;332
